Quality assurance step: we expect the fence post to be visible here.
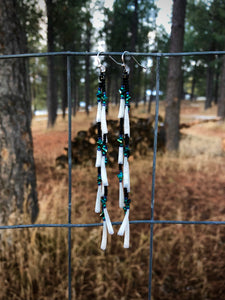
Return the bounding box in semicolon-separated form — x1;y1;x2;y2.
148;55;160;300
67;55;72;300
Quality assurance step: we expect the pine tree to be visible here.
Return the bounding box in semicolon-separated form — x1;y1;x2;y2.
218;55;225;119
165;0;187;152
46;0;58;127
185;0;225;109
0;0;38;224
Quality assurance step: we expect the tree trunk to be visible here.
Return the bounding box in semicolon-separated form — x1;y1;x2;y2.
85;19;91;116
205;58;214;109
72;58;78;116
114;76;119;105
165;0;187;153
72;79;77;116
107;71;111;104
85;57;90;115
46;0;58;127
191;62;197;101
85;62;90;115
131;0;138;108
218;55;225;119
214;63;220;105
135;67;142;106
61;56;67;119
0;0;38;224
148;60;156;113
148;92;153;113
143;71;147;107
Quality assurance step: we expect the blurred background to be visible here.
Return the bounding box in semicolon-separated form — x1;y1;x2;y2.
1;0;225;299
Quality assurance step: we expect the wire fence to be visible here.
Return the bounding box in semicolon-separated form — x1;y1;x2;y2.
1;50;225;300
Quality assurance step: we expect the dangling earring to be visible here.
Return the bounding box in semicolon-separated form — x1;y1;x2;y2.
95;53;114;250
117;53;131;248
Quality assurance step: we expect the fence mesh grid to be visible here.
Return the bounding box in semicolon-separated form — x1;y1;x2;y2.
1;51;225;300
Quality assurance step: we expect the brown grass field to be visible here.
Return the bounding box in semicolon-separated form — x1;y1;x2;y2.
1;101;225;299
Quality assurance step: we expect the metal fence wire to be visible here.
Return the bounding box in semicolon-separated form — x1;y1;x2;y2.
1;51;225;300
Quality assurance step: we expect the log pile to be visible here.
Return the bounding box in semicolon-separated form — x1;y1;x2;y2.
56;116;165;168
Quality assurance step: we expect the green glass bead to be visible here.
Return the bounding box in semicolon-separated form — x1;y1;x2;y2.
117;136;123;144
101;196;107;205
117;172;123;181
102;144;108;153
125;91;130;97
102;94;108;101
97;176;102;184
119;87;125;94
97;139;103;146
124;146;130;157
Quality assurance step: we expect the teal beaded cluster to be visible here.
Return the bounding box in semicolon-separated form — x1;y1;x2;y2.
100;196;107;221
102;93;108;105
96;88;102;103
124;145;130;158
97;137;102;151
119;84;131;110
102;144;108;165
117;135;123;144
97;87;108;104
101;196;107;208
123;197;131;213
102;144;108;154
125;92;131;111
119;85;126;97
97;174;102;186
117;170;123;182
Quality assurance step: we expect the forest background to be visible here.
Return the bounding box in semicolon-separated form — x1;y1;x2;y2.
28;0;225;119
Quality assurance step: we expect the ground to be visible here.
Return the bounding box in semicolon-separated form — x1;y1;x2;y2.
32;101;225;225
1;100;225;300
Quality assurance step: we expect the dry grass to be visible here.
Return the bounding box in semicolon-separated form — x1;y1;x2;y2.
1;101;225;299
180;134;223;158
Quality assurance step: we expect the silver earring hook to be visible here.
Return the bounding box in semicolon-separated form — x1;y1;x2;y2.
109;51;147;71
131;55;147;70
123;51;147;70
108;51;129;72
121;51;130;68
108;55;123;66
96;51;106;72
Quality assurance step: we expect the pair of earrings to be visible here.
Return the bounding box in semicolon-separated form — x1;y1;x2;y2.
94;61;131;250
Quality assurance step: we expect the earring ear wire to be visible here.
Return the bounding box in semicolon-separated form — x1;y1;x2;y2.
96;51;106;73
109;51;147;71
131;55;147;70
108;53;129;73
121;51;129;68
108;55;123;66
